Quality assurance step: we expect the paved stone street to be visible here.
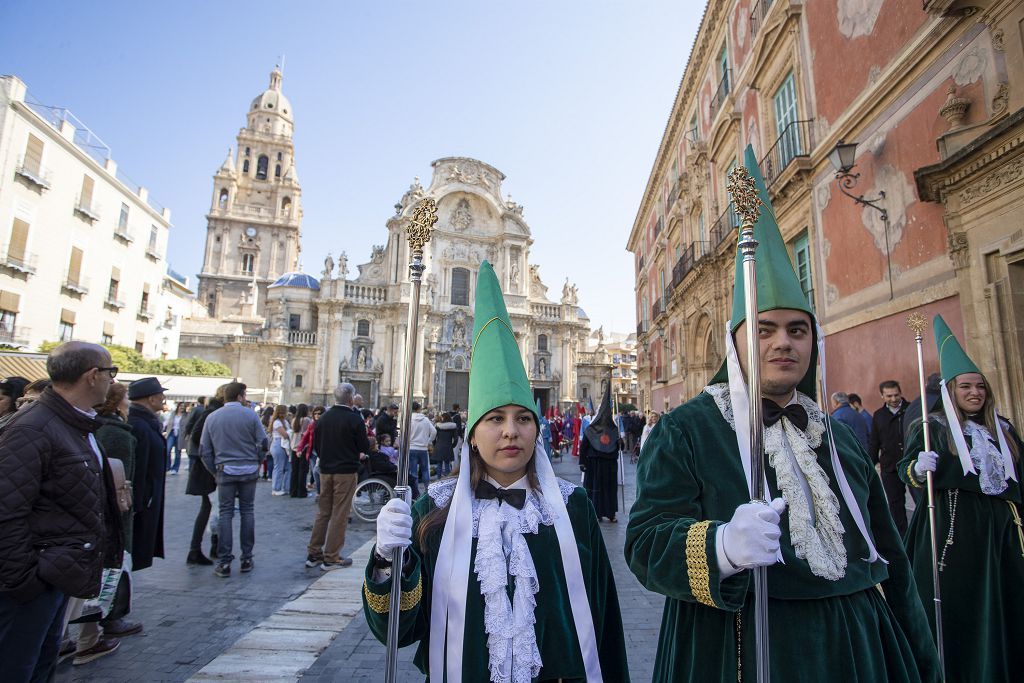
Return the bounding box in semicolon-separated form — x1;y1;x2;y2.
61;454;662;682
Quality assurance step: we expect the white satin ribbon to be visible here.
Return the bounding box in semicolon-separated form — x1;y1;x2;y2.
429;435;603;682
939;382;1017;482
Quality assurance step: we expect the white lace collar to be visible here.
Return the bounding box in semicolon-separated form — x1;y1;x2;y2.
427;477;580;683
704;383;847;580
964;421;1010;495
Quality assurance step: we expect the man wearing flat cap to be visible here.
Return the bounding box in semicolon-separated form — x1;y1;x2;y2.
127;377;168;571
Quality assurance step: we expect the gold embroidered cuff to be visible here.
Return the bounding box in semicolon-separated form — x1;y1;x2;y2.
907;461;923;489
685;520;716;608
363;576;423;614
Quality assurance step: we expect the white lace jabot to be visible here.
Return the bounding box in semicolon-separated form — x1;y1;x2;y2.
427;477;580;683
704;383;847;580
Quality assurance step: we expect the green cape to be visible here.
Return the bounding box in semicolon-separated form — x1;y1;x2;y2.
709;145;818;397
467;260;538;434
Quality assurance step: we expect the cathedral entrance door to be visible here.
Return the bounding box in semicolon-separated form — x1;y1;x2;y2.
533;388;550;415
445;371;469;412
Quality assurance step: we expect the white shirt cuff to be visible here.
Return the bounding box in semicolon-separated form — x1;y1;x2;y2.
715;524;742;580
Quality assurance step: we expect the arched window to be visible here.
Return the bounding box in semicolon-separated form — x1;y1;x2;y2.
451;267;469;306
256;155;269;180
538;334;548;352
218;189;229;210
281;197;291;215
275;164;281;178
242;159;250;173
244;147;251;157
277;152;283;161
241;253;254;274
356;319;370;337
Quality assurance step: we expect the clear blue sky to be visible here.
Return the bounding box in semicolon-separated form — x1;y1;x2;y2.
1;1;699;333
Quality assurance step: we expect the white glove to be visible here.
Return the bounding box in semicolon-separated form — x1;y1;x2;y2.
913;451;938;481
375;498;413;559
716;498;787;578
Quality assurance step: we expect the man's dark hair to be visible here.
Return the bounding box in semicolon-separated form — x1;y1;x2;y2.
224;382;247;402
412;401;422;411
925;372;942;392
848;393;863;405
452;403;460;410
46;342;107;385
197;396;207;406
879;380;901;393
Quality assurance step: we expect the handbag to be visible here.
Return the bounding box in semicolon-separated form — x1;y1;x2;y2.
108;457;133;513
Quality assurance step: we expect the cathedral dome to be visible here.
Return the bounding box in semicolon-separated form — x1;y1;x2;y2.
268;272;320;291
250;68;293;122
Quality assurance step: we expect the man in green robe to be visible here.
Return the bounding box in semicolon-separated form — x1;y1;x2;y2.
625;147;940;682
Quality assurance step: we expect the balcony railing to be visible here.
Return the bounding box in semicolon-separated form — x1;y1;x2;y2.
750;0;774;38
672;240;712;288
668;179;681;209
62;275;90;295
137;307;154;321
0;250;38;275
14;157;52;190
652;297;665;320
287;330;317;346
344;282;387;304
709;68;732;120
531;303;562;320
74;196;101;222
653;216;664;238
104;296;125;309
0;325;31;347
145;245;162;260
113;227;134;243
636;320;647;337
710;203;740;248
760;119;814;188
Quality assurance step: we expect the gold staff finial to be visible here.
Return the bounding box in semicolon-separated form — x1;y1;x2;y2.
907;312;928;338
726;166;763;227
407;198;439;253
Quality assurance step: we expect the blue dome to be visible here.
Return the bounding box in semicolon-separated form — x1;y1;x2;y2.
268;272;320;291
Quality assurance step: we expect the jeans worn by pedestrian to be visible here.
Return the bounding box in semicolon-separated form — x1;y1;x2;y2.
270;442;290;493
217;473;258;563
0;585;67;683
307;472;358;563
408;449;430;499
166;432;182;473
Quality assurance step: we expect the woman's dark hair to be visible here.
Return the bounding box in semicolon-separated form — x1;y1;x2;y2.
361;408;374;420
292;403;309;432
0;376;29;410
95;382;129;418
415;409;539;551
260;405;275;429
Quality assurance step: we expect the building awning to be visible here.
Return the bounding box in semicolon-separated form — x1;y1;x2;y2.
0;352;48;381
61;309;76;325
0;291;21;313
103;321;115;337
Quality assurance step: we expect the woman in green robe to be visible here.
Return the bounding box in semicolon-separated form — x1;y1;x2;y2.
898;315;1024;682
361;261;628;682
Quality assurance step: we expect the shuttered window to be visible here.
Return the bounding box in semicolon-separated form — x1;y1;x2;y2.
8;219;29;262
23;134;43;175
792;231;815;312
774;72;800;168
80;175;95;209
67;248;84;285
0;291;21;313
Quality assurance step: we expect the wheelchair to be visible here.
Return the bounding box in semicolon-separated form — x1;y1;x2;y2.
351;459;397;523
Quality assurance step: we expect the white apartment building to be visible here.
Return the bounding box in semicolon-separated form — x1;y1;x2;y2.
0;75;184;355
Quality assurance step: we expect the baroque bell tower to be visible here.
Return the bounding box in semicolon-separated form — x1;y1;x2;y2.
197;67;303;322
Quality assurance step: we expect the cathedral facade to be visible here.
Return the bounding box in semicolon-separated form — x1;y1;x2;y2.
180;72;609;409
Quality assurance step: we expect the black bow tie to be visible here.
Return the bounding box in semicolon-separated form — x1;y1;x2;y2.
762;399;809;431
475;480;526;510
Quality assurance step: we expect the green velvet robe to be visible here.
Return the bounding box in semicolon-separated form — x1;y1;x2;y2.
626;390;941;682
898;416;1024;682
362;483;629;682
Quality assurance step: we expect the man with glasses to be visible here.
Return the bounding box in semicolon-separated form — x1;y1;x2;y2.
126;377;168;573
0;342;124;680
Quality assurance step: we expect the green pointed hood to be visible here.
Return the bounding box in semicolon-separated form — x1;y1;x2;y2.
710;145;818;397
934;314;980;381
467;260;537;434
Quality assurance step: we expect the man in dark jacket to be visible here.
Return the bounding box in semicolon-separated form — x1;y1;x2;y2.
0;341;123;681
373;403;398;444
868;379;911;535
127;377;168;571
306;382;369;570
186;389;225;566
181;396;206;450
830;391;870;450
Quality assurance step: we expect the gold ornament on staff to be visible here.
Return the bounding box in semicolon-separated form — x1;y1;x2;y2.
726;164;771;683
906;312;946;679
385;197;439;683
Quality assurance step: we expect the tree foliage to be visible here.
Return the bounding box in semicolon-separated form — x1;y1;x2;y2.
37;342;231;377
